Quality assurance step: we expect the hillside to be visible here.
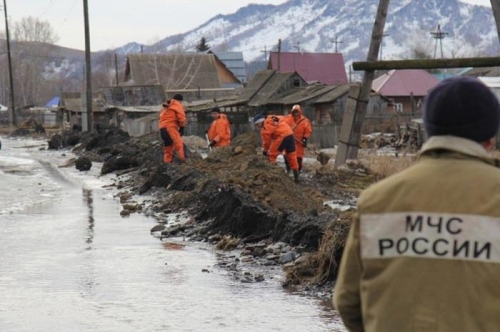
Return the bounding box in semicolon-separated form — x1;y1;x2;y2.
115;0;500;68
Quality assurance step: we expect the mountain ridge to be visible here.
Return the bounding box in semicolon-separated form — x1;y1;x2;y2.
112;0;499;68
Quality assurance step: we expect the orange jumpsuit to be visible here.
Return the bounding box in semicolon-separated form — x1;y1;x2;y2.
284;105;312;170
260;115;299;171
207;113;231;147
158;99;186;163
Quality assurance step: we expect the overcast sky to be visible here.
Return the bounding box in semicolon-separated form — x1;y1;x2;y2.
2;0;492;51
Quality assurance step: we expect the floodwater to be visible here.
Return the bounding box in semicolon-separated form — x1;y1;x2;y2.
0;136;346;332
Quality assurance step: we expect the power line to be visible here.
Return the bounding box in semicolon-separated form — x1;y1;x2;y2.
62;0;78;25
38;0;55;19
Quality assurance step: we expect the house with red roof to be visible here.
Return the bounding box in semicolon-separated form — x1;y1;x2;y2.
268;52;348;85
372;69;439;116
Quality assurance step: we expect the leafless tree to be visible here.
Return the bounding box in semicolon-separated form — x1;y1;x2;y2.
137;53;206;90
12;16;58;45
92;50;119;87
8;16;60;108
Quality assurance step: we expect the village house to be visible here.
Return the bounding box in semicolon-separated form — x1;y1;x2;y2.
268;51;348;85
212;70;389;147
124;53;242;102
209;51;247;85
372;69;439;118
58;92;104;130
97;85;165;136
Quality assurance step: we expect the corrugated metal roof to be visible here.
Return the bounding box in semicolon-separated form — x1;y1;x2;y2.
212;51;246;83
463;67;500;77
60;92;102;112
135;112;161;123
215;52;244;61
106;105;161;113
100;85;165;106
268;84;339;105
238;70;275;102
314;84;351;103
248;72;299;106
269;52;348;85
372;69;439;97
124;53;240;90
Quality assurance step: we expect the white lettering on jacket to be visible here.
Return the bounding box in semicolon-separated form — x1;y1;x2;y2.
360;212;500;263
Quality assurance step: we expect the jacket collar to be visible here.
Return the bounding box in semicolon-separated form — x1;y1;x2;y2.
420;135;495;163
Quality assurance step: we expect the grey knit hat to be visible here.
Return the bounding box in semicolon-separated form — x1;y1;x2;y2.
423;77;500;142
253;113;265;125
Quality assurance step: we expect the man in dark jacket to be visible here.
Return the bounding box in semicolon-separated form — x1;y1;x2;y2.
334;77;500;332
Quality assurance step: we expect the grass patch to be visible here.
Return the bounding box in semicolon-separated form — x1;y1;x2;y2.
363;154;416;181
284;211;355;287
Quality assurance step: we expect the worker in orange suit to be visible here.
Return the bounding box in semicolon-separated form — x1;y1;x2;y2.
254;113;300;183
158;94;186;163
207;107;232;148
284;104;312;173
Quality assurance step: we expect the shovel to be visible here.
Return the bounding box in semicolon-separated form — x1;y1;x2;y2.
205;133;212;152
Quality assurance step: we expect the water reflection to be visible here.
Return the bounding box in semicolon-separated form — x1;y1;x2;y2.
0;138;345;332
162;241;186;251
83;188;94;249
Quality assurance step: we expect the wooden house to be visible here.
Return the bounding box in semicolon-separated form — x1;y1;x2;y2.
237;70;307;114
372;69;439;118
268;52;348;85
58;92;104;130
97;85;165;136
123;53;242;101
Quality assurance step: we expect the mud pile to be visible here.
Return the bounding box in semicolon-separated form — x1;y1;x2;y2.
46;127;379;286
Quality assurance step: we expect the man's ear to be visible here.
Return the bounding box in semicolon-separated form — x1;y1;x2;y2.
481;137;496;151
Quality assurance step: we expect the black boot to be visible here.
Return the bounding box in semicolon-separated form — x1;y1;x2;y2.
285;159;291;175
293;170;300;183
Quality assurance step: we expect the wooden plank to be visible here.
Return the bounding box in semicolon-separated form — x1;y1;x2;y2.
491;0;500;44
334;85;361;167
353;57;500;71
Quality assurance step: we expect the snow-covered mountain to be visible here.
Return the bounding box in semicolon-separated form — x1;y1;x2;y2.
115;0;500;67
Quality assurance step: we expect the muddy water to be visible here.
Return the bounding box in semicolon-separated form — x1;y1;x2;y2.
0;137;346;331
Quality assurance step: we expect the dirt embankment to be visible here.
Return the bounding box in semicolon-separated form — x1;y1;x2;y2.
47;127;378;290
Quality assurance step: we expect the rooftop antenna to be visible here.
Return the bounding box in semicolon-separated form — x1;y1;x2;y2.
293;41;301;53
260;45;268;62
430;24;448;59
331;36;343;53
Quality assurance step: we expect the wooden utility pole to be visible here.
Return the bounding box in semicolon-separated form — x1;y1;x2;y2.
492;0;500;41
277;39;281;71
114;53;119;85
3;0;15;126
334;0;500;168
335;0;390;167
83;0;93;132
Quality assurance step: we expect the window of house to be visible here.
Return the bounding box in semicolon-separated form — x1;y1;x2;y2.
394;103;403;113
